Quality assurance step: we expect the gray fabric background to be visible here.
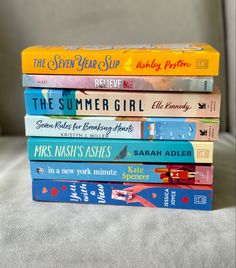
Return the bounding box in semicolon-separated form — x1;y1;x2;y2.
0;134;235;268
0;0;233;135
0;1;235;267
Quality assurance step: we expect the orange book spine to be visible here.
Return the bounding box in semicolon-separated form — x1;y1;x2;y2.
22;44;220;76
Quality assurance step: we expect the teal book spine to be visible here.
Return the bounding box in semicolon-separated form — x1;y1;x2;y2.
27;137;213;163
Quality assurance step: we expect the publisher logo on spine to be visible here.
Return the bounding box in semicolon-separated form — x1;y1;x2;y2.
194;195;207;205
196;59;209;69
197;149;209;158
198;102;206;109
199;129;208;136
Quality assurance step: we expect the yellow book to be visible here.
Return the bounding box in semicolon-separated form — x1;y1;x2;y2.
22;44;219;76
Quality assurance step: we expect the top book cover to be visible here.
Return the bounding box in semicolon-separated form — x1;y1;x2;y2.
21;44;220;76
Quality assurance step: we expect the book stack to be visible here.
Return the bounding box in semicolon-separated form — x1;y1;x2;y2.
22;44;220;210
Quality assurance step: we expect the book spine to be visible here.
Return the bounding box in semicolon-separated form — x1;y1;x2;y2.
30;161;214;185
32;179;213;210
22;44;219;75
24;88;221;117
28;137;213;163
25;115;219;141
22;74;214;92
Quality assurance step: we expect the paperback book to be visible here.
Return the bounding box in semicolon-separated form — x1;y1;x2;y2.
22;74;214;92
22;44;219;76
31;161;214;185
32;179;213;210
28;137;214;163
24;88;221;117
25;115;219;141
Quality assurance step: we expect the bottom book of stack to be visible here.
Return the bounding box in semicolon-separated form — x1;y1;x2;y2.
33;180;212;210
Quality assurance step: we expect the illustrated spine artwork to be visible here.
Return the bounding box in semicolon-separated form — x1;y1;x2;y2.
28;137;214;163
30;161;214;185
24;88;221;117
33;179;213;210
22;74;214;92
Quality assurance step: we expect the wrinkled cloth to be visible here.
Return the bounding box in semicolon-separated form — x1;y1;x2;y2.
0;134;235;268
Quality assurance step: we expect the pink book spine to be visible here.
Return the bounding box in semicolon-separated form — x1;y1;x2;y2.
25;87;221;117
22;74;214;92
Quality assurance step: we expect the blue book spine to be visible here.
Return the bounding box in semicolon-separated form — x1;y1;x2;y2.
32;179;213;210
27;137;213;163
30;161;214;185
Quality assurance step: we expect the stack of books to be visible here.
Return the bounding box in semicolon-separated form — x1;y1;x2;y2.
22;44;220;210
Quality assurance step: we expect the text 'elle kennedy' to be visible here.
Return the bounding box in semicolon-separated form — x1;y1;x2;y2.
31;97;192;112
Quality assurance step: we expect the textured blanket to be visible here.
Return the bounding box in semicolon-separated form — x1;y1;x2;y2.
0;133;235;268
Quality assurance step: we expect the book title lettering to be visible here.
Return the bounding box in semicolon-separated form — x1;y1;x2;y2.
33;54;120;72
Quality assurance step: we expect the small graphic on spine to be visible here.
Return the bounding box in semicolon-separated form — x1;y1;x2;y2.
37;167;44;174
111;189;133;201
123;57;133;72
51;188;59;197
182;196;189;203
197;149;209;158
111;185;157;207
42;186;66;196
196;59;209;69
154;167;196;184
42;187;48;194
147;123;155;139
114;145;129;160
200;129;208;136
198;103;206;109
194;195;207;204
